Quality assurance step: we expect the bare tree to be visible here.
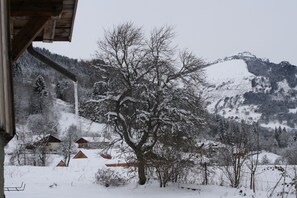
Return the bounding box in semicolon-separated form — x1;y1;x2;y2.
146;133;197;187
89;23;206;185
246;123;260;193
217;120;253;188
218;146;247;188
283;143;297;165
59;125;78;166
9;125;29;165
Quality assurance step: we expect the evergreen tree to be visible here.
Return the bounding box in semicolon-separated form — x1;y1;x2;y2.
34;75;47;95
30;75;48;114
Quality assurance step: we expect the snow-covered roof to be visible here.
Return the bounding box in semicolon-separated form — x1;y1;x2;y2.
29;134;61;143
78;136;109;143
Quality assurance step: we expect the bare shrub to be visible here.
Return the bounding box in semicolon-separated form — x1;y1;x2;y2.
260;154;271;165
95;168;128;187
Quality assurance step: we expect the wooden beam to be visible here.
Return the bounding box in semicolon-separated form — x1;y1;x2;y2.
10;0;63;17
12;17;49;62
43;19;56;42
27;45;77;82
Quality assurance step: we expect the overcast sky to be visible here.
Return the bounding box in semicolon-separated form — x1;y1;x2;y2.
35;0;297;65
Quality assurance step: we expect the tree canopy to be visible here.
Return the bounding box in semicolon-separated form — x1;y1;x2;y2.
90;23;206;184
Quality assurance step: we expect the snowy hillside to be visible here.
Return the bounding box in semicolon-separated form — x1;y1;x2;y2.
56;99;106;137
202;53;297;130
58;112;105;137
202;59;260;123
13;47;297;133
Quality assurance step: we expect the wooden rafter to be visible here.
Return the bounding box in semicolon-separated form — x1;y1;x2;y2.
27;44;77;82
10;0;77;45
12;17;50;62
10;0;63;17
43;19;56;42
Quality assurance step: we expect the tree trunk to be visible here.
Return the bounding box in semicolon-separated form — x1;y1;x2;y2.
295;183;297;198
252;175;255;193
33;150;36;166
137;158;146;185
204;162;208;185
41;149;46;166
234;155;241;188
65;149;71;167
250;170;256;193
66;154;70;167
250;172;253;190
23;152;26;165
16;150;20;165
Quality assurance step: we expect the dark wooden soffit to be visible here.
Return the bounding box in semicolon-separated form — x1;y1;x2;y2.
10;0;78;62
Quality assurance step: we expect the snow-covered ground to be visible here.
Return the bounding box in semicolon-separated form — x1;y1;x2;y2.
260;121;292;131
4;149;296;198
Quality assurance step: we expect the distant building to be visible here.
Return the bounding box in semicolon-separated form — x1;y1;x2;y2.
73;150;88;159
26;134;62;153
56;160;66;167
75;137;109;149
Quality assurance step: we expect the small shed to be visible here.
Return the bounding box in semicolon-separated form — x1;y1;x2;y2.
73;150;88;159
56;160;66;167
76;137;109;149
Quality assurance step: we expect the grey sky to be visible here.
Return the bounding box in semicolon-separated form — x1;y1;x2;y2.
35;0;297;65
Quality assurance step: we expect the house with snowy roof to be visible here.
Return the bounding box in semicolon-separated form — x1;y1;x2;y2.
75;136;109;149
25;134;62;153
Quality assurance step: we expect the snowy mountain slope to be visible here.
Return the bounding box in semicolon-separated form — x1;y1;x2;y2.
55;99;106;137
58;112;105;137
202;52;297;130
202;59;260;123
13;48;297;132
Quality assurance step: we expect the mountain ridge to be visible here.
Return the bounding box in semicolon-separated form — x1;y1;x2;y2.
13;48;297;132
203;51;297;131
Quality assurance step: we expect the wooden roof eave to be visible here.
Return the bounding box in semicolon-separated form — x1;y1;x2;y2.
10;0;63;17
10;0;78;62
68;0;78;42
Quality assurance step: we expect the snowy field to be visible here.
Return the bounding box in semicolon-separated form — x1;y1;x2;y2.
4;149;297;198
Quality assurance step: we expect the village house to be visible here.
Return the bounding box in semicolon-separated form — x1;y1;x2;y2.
25;134;62;153
76;137;110;149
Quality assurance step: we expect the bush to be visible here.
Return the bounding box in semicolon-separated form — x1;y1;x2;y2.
260;154;271;165
95;168;128;187
282;146;297;165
